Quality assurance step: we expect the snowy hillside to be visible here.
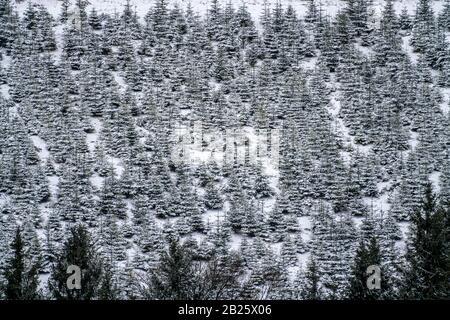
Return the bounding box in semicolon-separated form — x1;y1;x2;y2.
0;0;449;300
11;0;449;21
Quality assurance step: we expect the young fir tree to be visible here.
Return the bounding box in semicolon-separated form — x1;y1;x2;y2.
150;239;196;300
3;227;40;300
60;0;71;23
402;184;450;299
98;264;120;300
302;257;321;300
346;237;391;300
48;224;104;300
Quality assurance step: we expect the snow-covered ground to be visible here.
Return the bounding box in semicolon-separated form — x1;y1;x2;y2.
3;0;446;243
0;0;448;299
441;87;450;114
30;136;51;162
14;0;447;20
3;0;446;226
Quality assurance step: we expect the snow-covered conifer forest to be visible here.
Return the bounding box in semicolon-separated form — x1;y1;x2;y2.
0;0;449;300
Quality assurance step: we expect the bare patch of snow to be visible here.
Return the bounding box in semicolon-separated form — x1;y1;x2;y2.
30;136;50;162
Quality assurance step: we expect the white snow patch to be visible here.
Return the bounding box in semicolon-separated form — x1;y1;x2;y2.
107;156;125;178
409;130;419;151
86;117;103;153
440;87;450;114
0;84;10;100
90;173;105;190
112;71;127;92
429;171;441;194
47;175;60;202
30;136;50;162
402;35;419;64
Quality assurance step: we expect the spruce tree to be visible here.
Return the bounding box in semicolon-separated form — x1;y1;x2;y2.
402;184;450;299
3;227;40;300
150;239;196;300
346;237;391;300
4;227;40;300
302;257;321;300
48;224;104;300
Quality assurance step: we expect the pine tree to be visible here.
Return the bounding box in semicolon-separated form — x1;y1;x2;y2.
48;224;104;300
150;239;196;299
280;235;297;267
3;227;40;300
204;181;223;210
402;184;450;299
254;162;273;198
302;257;321;300
98;264;120;300
411;0;435;53
88;7;102;30
346;237;390;299
399;7;412;31
99;215;127;266
60;0;71;23
439;0;450;31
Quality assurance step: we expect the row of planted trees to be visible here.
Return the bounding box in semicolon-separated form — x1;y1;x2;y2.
1;185;449;300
